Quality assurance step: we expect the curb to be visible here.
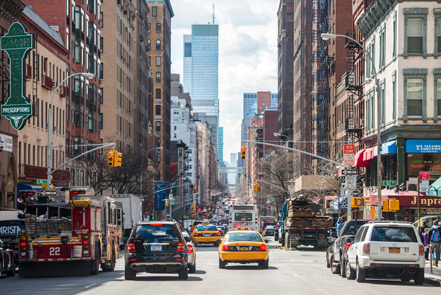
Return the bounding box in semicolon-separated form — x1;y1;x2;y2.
425;277;441;287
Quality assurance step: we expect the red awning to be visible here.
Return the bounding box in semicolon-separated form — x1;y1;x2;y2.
363;147;377;161
353;149;371;167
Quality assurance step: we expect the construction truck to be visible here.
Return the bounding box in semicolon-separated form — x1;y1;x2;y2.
18;187;124;277
283;196;332;250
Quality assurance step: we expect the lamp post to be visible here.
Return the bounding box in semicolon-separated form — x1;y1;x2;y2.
321;33;382;220
46;72;94;190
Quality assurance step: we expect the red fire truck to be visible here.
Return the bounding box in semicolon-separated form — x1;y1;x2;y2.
18;187;124;277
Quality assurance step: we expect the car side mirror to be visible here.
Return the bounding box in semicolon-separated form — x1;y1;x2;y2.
345;237;353;244
264;239;269;243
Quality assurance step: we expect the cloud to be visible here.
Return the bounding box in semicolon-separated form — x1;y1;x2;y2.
171;0;279;163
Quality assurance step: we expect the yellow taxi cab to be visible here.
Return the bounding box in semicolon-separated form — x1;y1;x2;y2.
191;224;221;246
218;230;269;269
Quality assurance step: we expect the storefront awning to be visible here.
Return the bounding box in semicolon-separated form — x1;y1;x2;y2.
428;176;441;197
374;141;397;157
353;149;370;167
364;147;377;161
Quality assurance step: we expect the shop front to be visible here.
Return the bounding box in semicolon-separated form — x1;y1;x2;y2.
406;140;441;183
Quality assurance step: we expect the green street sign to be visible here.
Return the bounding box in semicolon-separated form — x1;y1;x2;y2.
36;179;47;184
0;22;34;130
382;180;397;186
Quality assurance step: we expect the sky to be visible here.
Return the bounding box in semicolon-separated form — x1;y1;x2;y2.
170;0;279;165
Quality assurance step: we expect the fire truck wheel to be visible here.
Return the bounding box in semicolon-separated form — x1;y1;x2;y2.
103;250;116;272
91;248;100;275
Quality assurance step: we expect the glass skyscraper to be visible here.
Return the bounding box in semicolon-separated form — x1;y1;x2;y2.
184;24;219;155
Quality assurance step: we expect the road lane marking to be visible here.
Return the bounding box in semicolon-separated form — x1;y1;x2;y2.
85;283;97;289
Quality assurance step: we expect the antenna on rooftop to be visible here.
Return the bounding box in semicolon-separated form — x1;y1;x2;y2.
212;3;215;24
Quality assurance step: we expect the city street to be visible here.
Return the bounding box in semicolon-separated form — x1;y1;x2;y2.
1;239;440;295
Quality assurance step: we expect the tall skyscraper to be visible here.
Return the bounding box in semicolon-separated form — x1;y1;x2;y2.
183;24;219;156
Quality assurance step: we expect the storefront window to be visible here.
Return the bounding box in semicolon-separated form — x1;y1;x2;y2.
407;153;441;178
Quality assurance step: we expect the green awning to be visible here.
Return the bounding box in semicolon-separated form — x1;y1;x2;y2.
427;177;441;197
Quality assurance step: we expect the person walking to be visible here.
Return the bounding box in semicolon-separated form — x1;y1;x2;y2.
429;220;441;267
422;227;430;260
336;217;344;234
420;220;429;238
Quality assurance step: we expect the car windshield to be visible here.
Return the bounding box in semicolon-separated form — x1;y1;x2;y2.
134;224;179;243
225;232;263;242
371;226;418;242
345;221;367;235
196;225;217;231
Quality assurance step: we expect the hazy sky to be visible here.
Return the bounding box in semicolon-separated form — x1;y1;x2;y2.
171;0;279;164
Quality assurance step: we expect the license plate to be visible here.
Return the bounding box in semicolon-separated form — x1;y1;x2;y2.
151;245;162;251
240;247;248;251
204;234;211;237
389;247;400;253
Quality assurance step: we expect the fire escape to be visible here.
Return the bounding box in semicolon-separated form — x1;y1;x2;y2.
343;31;363;142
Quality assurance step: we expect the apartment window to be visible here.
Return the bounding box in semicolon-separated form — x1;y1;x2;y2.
435;69;441;118
156;23;161;33
436;12;441;55
370;90;375;131
156;72;161;82
393;13;397;57
152;6;157;17
379;27;386;68
155;121;161;134
156;39;161;50
156;56;161;66
392;71;397;120
404;8;428;57
403;69;427;120
155;88;161;100
155;105;161;116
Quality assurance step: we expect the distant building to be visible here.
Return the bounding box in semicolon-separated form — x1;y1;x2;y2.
217;127;223;163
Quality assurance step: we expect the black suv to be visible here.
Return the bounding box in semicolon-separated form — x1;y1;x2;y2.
326;220;369;277
124;221;189;280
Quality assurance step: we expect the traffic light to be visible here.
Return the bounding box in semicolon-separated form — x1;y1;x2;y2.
108;150;116;166
351;197;364;208
193;186;197;193
257;183;261;191
382;198;400;212
165;199;169;207
114;151;122;167
253;184;257;191
241;146;246;160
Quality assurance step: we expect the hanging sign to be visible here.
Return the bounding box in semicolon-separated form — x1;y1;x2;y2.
0;22;34;130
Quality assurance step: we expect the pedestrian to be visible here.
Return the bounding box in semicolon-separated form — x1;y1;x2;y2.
422;227;430;260
429;220;441;267
420;220;429;238
336;217;343;234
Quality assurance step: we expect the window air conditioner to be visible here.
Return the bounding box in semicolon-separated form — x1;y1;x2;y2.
406;180;418;191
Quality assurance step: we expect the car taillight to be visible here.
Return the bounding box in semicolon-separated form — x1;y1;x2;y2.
275;227;280;230
177;242;184;253
222;245;229;251
216;232;220;236
363;243;370;255
419;245;424;256
20;242;26;247
128;243;136;253
188;245;194;254
345;243;352;250
259;244;267;251
194;232;199;237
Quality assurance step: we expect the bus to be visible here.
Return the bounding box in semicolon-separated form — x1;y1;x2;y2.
228;205;258;232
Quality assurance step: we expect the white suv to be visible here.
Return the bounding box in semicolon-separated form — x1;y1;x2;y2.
346;221;425;284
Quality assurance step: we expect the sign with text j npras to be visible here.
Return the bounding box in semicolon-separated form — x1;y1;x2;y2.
0;22;35;130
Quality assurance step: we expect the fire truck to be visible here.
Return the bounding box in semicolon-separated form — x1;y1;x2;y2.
18;187;124;277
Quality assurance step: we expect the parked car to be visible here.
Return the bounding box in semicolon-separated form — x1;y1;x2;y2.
0;239;16;277
183;232;197;273
263;225;275;236
326;220;369;277
124;221;189;280
346;221;425;284
274;223;283;241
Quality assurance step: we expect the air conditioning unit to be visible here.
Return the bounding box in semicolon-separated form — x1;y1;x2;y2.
406;179;418;191
359;118;364;128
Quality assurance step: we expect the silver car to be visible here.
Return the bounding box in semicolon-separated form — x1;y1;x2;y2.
183;232;196;273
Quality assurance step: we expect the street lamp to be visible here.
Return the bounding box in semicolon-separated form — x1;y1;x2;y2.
321;33;382;220
47;72;94;190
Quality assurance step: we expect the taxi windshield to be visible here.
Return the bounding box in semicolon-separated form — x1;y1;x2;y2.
196;225;217;231
225;232;263;242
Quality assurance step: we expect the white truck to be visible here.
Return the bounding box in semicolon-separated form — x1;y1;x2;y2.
107;194;141;240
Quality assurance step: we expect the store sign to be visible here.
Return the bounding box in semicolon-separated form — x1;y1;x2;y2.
0;22;34;130
406;140;441;153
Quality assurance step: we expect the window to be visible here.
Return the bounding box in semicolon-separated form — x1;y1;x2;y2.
156;72;161;82
155;88;161;100
393;13;397;57
155;105;161;116
156;39;161;50
435;69;441;118
155;121;161;134
184;42;191;57
379;27;386;68
403;68;427;120
436;13;441;54
156;23;161;33
404;8;428;57
152;6;157;17
407;19;423;53
156;56;161;66
371;226;417;242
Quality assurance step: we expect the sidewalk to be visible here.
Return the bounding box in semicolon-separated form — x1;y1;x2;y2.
425;261;441;286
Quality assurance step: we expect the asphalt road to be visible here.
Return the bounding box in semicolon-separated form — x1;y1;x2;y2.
1;238;440;295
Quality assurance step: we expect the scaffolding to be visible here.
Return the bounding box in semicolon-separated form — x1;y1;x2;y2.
311;0;329;161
